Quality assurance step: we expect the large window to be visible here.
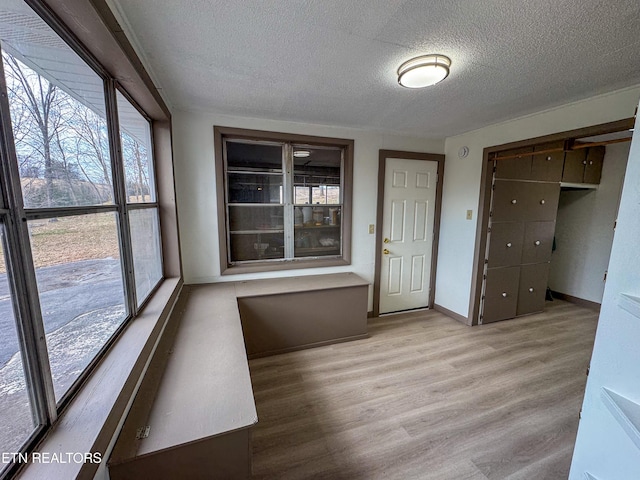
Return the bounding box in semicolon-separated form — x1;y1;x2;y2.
0;1;163;475
216;128;353;273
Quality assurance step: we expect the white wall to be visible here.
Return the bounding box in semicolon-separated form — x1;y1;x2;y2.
436;85;640;319
172;110;444;309
549;142;630;304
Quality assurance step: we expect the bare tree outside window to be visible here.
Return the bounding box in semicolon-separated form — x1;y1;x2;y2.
3;52;114;208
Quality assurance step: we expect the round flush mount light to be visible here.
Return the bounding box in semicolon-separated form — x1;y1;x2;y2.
397;54;451;88
293;150;310;158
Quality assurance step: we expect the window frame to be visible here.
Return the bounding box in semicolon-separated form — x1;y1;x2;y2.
0;1;167;476
214;126;353;275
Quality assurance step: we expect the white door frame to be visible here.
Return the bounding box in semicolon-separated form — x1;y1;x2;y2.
373;150;445;317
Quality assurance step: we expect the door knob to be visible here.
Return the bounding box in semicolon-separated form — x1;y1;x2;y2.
383;249;390;255
506;242;512;248
501;292;508;298
534;240;541;246
529;287;534;293
540;199;545;205
511;199;517;204
384;238;390;243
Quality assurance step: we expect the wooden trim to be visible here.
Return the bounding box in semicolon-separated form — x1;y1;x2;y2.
41;0;170;121
483;118;635;156
493;136;632;161
213;126;354;275
550;291;601;312
373;150;446;317
367;311;374;318
468;118;633;326
572;137;632;149
434;303;470;325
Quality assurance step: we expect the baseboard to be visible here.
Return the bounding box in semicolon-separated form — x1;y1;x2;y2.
246;333;370;359
433;303;471;325
551;291;601;312
367;310;374;318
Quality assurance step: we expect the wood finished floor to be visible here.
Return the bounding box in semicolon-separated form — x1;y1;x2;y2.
248;300;598;480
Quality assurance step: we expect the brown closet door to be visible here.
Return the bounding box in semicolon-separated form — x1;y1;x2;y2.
487;222;524;267
492;180;529;222
521;221;555;264
531;142;564;182
483;266;520;323
584;146;605;184
495;147;533;180
523;182;560;221
562;150;587;183
517;263;550;316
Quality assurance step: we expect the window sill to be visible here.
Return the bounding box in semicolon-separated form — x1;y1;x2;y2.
15;277;183;480
221;257;350;276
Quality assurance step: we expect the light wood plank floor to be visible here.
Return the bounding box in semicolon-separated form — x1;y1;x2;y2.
249;300;598;480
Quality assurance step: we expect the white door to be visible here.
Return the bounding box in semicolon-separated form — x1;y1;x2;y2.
380;158;438;314
568;110;640;479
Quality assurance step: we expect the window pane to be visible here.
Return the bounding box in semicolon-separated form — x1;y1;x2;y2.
226;141;282;172
230;232;284;262
294;206;341;258
28;213;126;401
294;186;310;205
117;91;155;203
294;147;341;206
229;205;284;232
2;3;114;208
228;173;283;203
0;226;36;466
228;205;284;262
130;208;163;307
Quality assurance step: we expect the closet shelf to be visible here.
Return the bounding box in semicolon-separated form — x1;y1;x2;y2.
560;182;599;190
601;387;640;451
618;293;640;319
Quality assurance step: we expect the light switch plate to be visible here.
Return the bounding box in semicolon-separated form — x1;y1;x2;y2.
466;210;473;220
368;224;375;234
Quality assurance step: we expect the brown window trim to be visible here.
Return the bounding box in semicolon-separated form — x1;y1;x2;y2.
214;126;353;275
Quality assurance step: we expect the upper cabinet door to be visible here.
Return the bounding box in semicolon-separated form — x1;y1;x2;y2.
562;149;587;183
495;146;534;180
583;146;605;184
531;142;564;182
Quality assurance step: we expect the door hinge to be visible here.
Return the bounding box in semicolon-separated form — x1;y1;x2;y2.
136;426;151;439
603;271;607;282
483;274;486;280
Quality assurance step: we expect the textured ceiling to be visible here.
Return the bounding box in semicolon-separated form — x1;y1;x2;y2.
109;0;640;138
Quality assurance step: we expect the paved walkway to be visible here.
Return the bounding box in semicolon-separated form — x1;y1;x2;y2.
0;259;125;454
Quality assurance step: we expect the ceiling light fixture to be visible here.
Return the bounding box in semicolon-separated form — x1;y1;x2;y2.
293;150;310;158
397;54;451;88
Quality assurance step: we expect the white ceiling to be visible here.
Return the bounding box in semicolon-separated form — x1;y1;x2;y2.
110;0;640;138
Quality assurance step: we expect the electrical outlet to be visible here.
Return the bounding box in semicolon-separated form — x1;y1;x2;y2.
368;224;375;234
466;210;473;220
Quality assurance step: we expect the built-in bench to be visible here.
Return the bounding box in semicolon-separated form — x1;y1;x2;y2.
108;272;368;480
